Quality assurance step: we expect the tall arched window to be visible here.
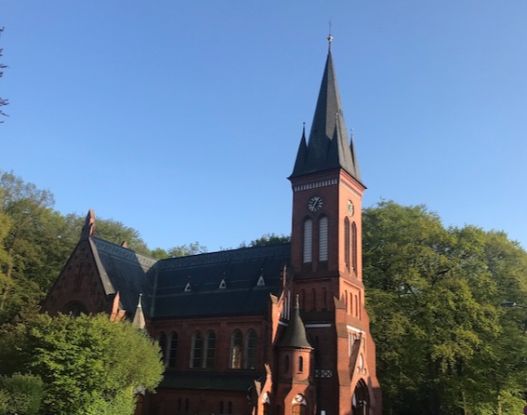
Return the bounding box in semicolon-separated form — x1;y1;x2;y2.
230;329;243;369
159;332;167;366
344;217;350;269
303;219;313;263
298;356;304;372
319;216;328;262
168;332;178;368
190;331;203;368
246;329;257;369
205;330;216;369
352;222;358;273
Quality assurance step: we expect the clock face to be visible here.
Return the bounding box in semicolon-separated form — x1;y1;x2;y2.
307;196;323;212
347;200;355;216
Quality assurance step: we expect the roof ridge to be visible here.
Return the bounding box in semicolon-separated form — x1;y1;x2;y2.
91;236;156;262
156;242;291;263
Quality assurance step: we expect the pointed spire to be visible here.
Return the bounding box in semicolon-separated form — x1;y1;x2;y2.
290;49;361;181
291;124;308;177
80;209;96;239
132;293;145;330
279;295;312;349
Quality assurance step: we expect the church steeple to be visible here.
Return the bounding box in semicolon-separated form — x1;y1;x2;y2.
290;50;360;180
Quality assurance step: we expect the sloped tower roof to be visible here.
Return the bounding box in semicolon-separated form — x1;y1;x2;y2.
279;295;312;349
291;50;360;180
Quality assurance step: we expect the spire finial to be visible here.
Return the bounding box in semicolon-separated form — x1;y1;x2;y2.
327;21;334;51
302;121;306;137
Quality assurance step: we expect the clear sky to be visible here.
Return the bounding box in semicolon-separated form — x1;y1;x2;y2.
1;1;526;252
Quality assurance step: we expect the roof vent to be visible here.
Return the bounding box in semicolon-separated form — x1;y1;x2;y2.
219;279;227;289
256;275;266;287
184;282;192;292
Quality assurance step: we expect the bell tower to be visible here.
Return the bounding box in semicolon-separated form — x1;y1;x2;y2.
288;43;381;415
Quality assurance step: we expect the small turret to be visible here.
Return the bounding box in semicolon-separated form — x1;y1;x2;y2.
132;293;145;330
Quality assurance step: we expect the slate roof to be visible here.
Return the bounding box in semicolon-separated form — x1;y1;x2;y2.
86;234;290;319
90;237;156;313
291;50;361;181
279;296;312;349
150;244;290;319
161;372;261;392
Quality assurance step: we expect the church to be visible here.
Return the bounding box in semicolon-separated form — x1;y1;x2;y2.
44;43;382;415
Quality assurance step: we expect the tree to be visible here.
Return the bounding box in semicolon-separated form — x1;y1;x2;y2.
239;233;290;248
0;374;43;415
0;171;159;323
167;241;206;257
363;201;527;415
0;27;7;122
0;314;163;415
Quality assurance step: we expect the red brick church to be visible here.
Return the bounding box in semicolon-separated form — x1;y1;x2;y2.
44;45;382;415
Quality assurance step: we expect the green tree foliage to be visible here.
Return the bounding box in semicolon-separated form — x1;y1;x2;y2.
0;374;43;415
249;233;290;247
238;233;291;248
0;314;162;415
167;241;206;257
363;201;527;415
0;171;163;323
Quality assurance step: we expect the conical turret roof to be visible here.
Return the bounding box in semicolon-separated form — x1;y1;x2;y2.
279;295;312;349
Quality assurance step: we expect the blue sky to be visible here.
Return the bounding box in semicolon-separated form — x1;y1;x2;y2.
1;1;526;251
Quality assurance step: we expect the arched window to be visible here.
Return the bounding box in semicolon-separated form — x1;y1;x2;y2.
303;219;313;263
230;329;243;369
205;330;216;369
352;222;358;273
344;217;350;269
359;292;362;319
298;356;304;372
319;216;328;262
190;331;203;368
246;329;257;369
311;288;317;311
284;354;290;373
159;332;167;366
168;332;178;368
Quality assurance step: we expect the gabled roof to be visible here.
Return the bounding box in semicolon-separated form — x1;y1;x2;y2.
150;244;290;319
90;237;156;313
290;51;360;180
